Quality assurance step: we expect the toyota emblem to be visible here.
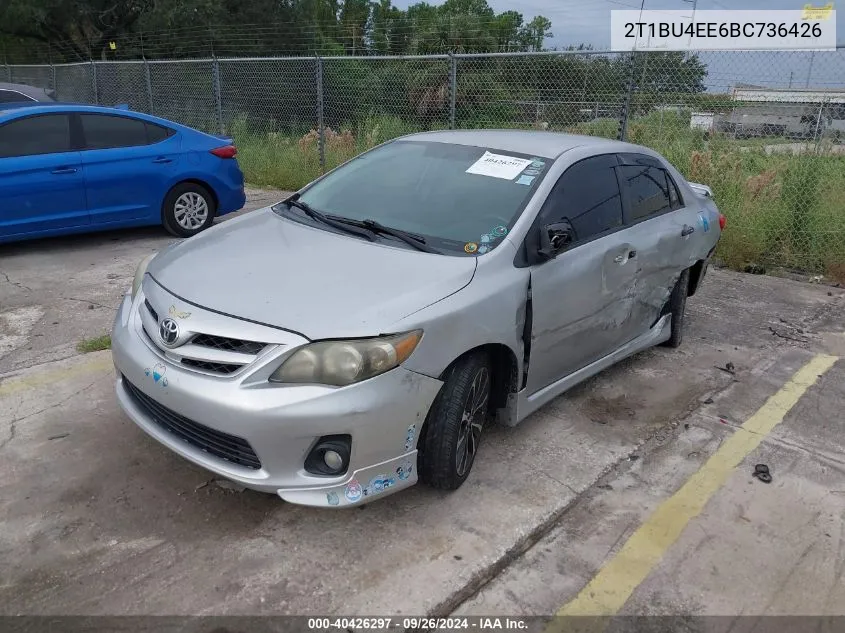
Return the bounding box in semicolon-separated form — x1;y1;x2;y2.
159;318;180;347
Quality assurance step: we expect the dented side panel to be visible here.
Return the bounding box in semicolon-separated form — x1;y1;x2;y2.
526;229;641;396
619;206;700;334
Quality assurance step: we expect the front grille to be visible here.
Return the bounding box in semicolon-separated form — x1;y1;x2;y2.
144;299;159;322
191;333;266;356
181;358;241;375
123;378;262;469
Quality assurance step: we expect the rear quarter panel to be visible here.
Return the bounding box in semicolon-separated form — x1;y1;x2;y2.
178;131;246;215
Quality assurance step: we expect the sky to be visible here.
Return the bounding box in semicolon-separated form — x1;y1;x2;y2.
393;0;844;91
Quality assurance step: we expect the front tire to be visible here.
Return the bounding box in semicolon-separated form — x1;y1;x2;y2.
419;353;492;490
162;182;216;238
663;268;690;348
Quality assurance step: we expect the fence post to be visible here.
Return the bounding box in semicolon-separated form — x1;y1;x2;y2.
812;98;825;144
448;53;457;130
617;51;636;141
90;60;99;104
2;40;10;82
316;55;325;173
144;58;154;115
50;61;56;94
212;55;224;135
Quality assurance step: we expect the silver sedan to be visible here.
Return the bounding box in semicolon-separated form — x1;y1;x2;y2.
111;130;724;508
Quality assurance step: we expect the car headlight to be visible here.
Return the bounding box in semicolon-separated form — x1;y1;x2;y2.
269;330;423;387
131;253;157;299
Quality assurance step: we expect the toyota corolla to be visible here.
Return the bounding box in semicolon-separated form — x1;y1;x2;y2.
111;130;724;508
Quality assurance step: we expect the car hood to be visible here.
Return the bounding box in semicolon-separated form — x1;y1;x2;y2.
148;208;477;340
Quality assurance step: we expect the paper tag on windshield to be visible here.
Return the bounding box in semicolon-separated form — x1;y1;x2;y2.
466;151;532;180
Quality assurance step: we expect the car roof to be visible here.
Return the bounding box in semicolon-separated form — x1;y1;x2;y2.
401;129;643;160
0;103;132;116
0;103;186;130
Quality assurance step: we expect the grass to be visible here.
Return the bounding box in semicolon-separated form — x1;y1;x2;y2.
231;111;845;280
77;334;112;353
231;114;432;190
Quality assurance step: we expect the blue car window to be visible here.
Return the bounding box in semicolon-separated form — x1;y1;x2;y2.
80;114;150;150
0;114;71;158
146;122;174;144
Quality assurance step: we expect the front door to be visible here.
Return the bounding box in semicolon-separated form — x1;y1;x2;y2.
526;154;641;395
0;113;88;239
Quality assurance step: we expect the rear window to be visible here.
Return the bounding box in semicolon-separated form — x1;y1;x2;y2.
292;140;552;255
0;89;37;104
80;114;173;149
620;164;672;221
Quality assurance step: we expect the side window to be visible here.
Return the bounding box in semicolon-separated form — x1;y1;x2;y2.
146;122;174;143
541;154;623;244
0;90;36;104
667;173;683;209
620;164;672;221
80;114;149;150
0;114;71;158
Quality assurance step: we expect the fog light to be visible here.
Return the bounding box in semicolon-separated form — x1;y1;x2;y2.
304;435;351;476
323;450;343;471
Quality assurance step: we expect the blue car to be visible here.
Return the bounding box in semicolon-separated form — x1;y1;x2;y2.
0;104;246;243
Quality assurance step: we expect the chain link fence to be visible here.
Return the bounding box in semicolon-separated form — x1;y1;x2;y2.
6;48;845;277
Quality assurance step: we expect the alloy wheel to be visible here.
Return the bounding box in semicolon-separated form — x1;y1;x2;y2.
455;366;490;477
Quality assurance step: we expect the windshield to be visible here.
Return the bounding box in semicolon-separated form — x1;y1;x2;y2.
294;140;550;255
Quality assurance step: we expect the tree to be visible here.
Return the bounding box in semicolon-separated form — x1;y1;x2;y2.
519;16;552;52
492;11;523;52
0;0;555;60
340;0;370;54
0;0;153;59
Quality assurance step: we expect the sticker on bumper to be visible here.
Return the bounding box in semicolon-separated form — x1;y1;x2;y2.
344;479;363;502
144;362;169;387
405;424;417;451
396;459;413;481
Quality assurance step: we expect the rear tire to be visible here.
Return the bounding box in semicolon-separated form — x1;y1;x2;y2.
663;268;690;348
162;182;216;238
419;353;492;490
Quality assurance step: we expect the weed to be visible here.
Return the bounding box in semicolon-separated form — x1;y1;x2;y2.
77;334;112;353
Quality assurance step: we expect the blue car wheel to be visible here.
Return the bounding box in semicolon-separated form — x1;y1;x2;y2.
162;182;217;238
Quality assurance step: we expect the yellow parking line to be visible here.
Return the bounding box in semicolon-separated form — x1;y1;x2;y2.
0;353;113;398
553;353;838;620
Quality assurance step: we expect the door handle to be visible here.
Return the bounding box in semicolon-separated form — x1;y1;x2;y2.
51;167;77;175
614;250;636;264
681;225;695;237
152;157;173;164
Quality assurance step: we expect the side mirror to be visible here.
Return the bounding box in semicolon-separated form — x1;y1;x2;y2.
537;220;575;260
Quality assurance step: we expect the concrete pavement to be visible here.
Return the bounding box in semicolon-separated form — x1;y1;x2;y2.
2;188;844;619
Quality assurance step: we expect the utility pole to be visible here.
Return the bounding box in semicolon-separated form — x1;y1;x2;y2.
682;0;698;54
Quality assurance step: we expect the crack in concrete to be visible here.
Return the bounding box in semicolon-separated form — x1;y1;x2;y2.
0;270;32;293
427;363;742;619
61;297;114;310
0;379;97;451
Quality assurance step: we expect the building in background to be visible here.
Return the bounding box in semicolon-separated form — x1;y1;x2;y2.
693;84;845;140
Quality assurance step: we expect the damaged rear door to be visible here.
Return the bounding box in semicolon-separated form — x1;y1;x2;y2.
525;154;641;395
616;153;701;336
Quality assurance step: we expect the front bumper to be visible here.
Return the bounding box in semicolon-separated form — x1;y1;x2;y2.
111;289;443;508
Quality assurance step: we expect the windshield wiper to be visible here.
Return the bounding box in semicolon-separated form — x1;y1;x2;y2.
282;195;376;242
359;219;439;253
